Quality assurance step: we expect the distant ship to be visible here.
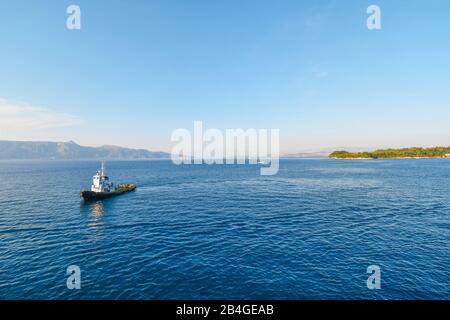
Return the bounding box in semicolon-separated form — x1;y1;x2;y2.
80;161;136;200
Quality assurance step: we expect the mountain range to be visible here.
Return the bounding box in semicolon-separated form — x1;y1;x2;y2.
0;140;169;160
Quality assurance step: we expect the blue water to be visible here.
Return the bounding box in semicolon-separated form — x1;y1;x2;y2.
0;159;448;299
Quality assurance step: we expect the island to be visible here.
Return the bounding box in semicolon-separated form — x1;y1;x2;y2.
329;147;450;159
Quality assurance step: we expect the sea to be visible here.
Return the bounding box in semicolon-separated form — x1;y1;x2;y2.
0;159;448;299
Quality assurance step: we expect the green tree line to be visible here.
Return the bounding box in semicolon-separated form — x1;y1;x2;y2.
329;147;450;159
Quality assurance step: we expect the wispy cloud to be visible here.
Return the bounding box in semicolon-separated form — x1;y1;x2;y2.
303;0;336;29
0;99;81;130
314;71;329;79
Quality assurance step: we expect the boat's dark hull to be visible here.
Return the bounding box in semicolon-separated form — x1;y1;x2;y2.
80;185;136;200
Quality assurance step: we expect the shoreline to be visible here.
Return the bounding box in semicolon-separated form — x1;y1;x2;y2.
331;156;450;160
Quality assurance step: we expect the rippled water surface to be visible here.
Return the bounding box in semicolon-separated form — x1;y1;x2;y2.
0;159;449;299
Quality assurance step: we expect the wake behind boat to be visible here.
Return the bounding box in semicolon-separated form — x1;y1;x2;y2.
80;161;136;200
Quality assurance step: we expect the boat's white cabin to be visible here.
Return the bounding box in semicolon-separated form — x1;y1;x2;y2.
91;161;114;193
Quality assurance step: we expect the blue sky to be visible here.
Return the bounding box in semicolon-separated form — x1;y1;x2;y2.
0;0;449;153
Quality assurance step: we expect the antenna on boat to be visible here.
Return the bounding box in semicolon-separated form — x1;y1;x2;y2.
100;160;106;176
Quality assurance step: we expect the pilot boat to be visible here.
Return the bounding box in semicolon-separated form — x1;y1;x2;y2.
80;161;136;200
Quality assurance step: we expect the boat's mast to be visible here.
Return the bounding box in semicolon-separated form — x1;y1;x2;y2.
101;160;106;177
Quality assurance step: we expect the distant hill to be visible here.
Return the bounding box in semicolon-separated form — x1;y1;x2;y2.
0;140;169;160
283;151;329;158
284;147;371;158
